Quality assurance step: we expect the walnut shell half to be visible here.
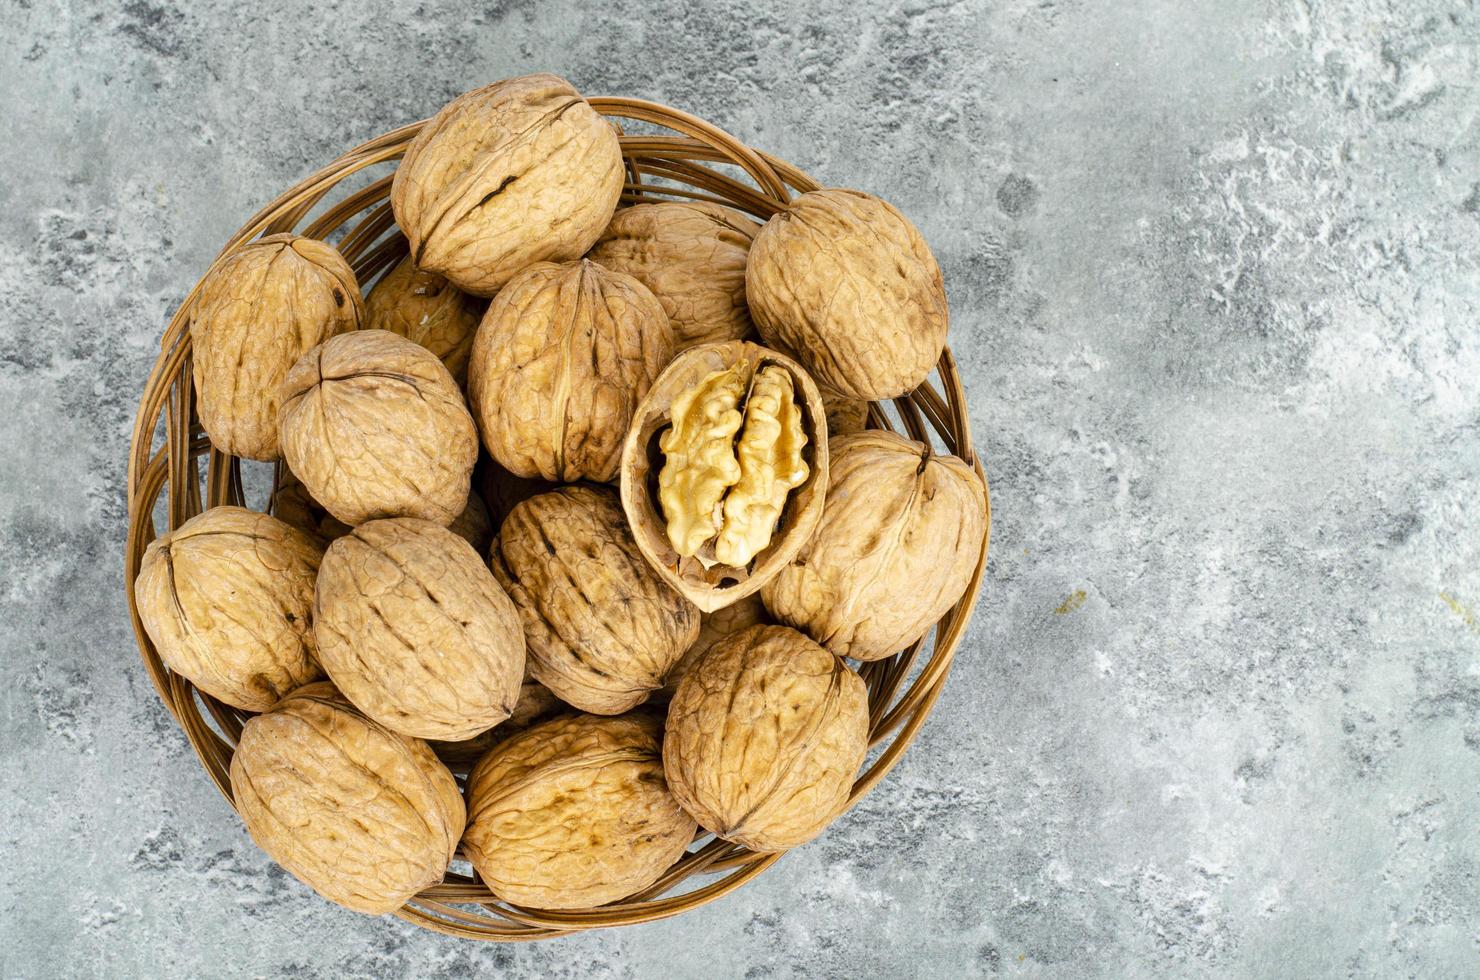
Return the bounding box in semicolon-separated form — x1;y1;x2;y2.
491;485;699;714
134;506;323;712
746;188;948;401
761;430;989;661
620;341;829;612
278;330;478;527
364;255;486;386
462;712;696;909
587;201;761;351
229;682;465;915
390;73;624;296
313;518;525;741
189;234;362;460
663;624;869;851
467;260;673;483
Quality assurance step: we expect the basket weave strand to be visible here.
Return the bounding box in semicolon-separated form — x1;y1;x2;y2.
123;95;990;940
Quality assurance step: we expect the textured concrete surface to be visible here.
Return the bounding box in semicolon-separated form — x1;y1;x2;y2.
3;1;1479;977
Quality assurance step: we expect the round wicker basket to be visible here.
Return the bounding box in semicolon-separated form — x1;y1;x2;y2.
124;95;991;940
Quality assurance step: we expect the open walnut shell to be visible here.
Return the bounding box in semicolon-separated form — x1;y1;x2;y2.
619;341;828;613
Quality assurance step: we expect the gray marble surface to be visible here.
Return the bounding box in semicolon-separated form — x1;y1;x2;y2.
3;1;1478;977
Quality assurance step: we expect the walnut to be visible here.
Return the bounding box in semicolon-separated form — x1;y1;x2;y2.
746;188;948;401
229;683;464;915
587;201;761;351
133;506;322;712
462;712;695;909
658;592;769;701
189;234;362;460
663;624;868;851
364;255;486;386
313;518;525;741
762;430;988;661
490;486;699;714
467;260;673;483
620;341;829;612
273;466;491;553
278;330;478;527
390;73;624;296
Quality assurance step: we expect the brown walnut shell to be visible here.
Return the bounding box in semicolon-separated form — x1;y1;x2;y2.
587;201;761;351
490;485;699;714
746;188;948;401
189;234;362;460
277;330;478;527
663;624;869;852
134;505;322;712
364;255;486;386
390;73;624;296
313;518;526;742
462;712;696;910
619;341;828;612
229;682;465;916
467;260;673;483
472;455;558;529
761;430;988;662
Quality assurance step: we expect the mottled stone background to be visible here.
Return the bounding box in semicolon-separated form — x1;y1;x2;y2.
2;0;1478;977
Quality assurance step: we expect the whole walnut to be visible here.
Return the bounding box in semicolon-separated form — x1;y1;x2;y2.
467;260;673;483
134;506;322;712
762;430;988;661
314;518;525;741
746;188;948;401
364;255;486;386
273;466;492;553
658;592;769;701
664;624;869;851
230;683;465;915
462;712;695;909
490;486;699;714
278;330;478;527
390;74;624;296
190;234;362;460
587;201;761;351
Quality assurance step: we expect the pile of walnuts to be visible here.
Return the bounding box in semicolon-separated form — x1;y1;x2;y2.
135;74;988;917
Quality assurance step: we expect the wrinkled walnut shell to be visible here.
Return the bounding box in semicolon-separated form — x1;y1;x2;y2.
364;255;486;386
490;485;699;714
278;330;478;527
314;518;526;741
663;624;869;851
462;712;696;909
189;234;362;460
390;73;624;296
230;682;465;915
746;188;948;401
762;430;988;661
587;201;761;351
620;341;829;612
467;259;673;483
134;506;322;712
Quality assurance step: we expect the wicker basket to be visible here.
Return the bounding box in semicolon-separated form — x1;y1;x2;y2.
123;95;991;940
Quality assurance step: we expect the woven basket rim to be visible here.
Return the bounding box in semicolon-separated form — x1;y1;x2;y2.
122;92;991;941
